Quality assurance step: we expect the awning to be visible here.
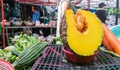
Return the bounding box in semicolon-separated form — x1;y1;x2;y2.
14;0;60;5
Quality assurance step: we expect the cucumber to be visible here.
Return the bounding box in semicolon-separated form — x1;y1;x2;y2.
18;42;40;58
15;44;46;68
20;42;47;63
17;44;42;63
13;42;48;68
14;44;41;65
18;42;43;60
15;42;47;68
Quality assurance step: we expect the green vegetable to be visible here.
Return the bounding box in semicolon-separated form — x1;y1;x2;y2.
56;41;63;45
99;47;120;58
18;42;40;58
53;36;63;45
13;33;40;53
13;42;48;68
11;50;20;56
0;50;16;63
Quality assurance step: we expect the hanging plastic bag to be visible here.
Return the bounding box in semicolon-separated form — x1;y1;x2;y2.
35;20;41;26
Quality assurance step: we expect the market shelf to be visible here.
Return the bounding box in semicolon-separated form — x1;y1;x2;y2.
31;45;120;70
4;25;56;45
4;25;56;28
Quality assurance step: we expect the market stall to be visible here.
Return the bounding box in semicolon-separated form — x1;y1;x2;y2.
0;0;120;70
0;0;59;47
14;0;60;5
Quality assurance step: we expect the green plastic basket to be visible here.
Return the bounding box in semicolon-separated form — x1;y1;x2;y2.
0;26;2;33
110;25;120;40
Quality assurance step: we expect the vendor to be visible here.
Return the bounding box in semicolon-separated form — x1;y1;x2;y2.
32;6;41;35
60;0;83;16
32;6;40;24
56;0;83;36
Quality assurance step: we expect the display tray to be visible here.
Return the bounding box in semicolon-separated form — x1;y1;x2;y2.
31;45;120;70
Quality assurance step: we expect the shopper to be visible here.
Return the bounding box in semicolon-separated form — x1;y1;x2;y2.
95;2;107;24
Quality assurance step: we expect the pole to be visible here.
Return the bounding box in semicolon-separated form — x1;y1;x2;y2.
115;0;119;25
1;0;6;48
24;4;26;20
87;0;90;11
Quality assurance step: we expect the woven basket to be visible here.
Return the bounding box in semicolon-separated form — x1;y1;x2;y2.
24;21;35;26
13;21;23;26
0;22;11;26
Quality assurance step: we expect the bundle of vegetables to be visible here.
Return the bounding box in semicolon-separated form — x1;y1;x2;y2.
12;33;39;53
12;42;48;68
53;36;63;45
0;33;48;69
0;49;17;63
101;23;120;55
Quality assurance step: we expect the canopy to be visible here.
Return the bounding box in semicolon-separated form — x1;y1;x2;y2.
14;0;60;5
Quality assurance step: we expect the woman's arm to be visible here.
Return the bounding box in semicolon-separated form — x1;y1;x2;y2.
61;0;83;15
71;0;83;5
61;1;71;16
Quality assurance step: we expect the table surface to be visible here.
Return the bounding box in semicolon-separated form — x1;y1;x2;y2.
31;45;120;70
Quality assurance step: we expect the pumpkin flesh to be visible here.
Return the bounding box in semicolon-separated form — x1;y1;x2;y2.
66;9;103;56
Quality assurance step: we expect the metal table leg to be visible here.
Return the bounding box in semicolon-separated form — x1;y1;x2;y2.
5;28;9;45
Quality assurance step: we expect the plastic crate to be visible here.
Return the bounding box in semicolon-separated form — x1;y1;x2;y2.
31;45;120;70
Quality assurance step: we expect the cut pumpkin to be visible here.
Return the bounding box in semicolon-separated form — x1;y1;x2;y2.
66;9;103;56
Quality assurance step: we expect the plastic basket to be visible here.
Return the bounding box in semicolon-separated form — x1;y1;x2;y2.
0;60;14;70
110;25;120;40
62;46;98;63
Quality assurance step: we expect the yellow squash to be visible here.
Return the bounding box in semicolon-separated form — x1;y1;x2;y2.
66;9;103;56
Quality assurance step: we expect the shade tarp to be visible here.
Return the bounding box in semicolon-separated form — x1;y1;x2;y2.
14;0;60;5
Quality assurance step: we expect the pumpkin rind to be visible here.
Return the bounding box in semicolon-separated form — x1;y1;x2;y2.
66;9;103;56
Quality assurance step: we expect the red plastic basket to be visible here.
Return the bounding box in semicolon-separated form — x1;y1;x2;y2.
62;46;98;63
0;60;14;70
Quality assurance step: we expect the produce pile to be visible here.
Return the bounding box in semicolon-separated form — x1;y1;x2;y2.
0;34;48;69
